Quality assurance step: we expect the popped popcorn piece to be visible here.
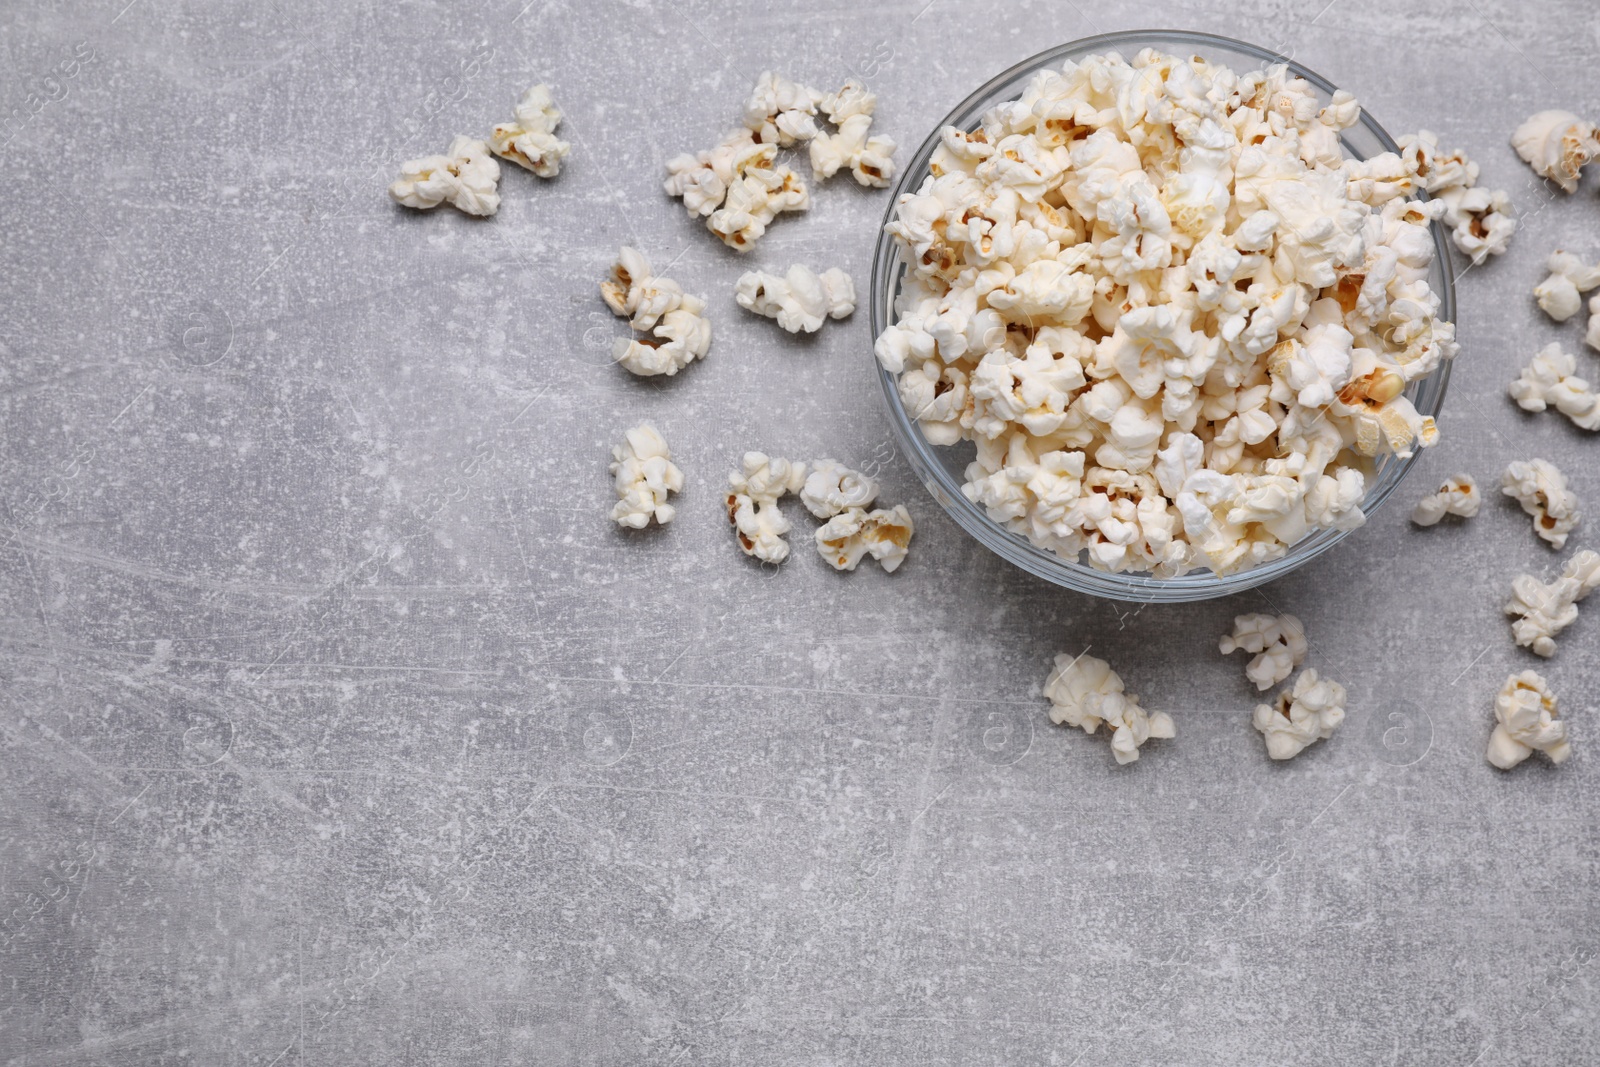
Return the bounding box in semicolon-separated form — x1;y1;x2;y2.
734;265;856;333
1411;474;1481;526
1252;668;1347;760
809;80;897;187
1589;295;1600;355
814;504;915;572
876;48;1461;579
1487;670;1570;769
1509;344;1600;432
1501;459;1581;549
1043;652;1174;766
1512;110;1600;193
600;246;711;377
800;461;879;518
1533;250;1600;322
1505;549;1600;657
1219;613;1308;691
744;71;823;146
1398;130;1516;264
726;452;807;563
664;127;809;251
388;135;501;216
489;84;571;178
608;424;683;529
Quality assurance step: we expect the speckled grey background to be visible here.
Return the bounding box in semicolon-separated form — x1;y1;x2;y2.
2;0;1597;1064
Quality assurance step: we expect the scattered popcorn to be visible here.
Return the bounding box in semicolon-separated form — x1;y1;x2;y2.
877;50;1460;579
1252;668;1347;760
725;452;807;563
815;504;915;572
608;424;683;528
1219;612;1308;691
388;135;501;216
1410;474;1481;526
1487;670;1570;769
800;461;879;518
1512;110;1600;193
1043;652;1174;765
1501;459;1581;550
600;246;711;377
1533;250;1600;322
1399;131;1516;264
744;71;824;146
489;84;571;178
1505;549;1600;657
1589;295;1600;354
809;81;897;188
665;73;895;248
664;127;810;250
735;265;856;333
1509;344;1600;432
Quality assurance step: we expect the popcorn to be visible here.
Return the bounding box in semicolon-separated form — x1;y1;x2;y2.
877;49;1460;578
726;452;807;563
665;73;895;248
1397;129;1516;264
800;461;879;518
1219;612;1308;691
489;84;571;178
744;71;823;146
1533;250;1600;322
608;424;683;528
815;505;915;572
1512;110;1600;193
1509;344;1600;432
389;135;501;216
1591;295;1600;354
1410;474;1481;526
734;265;856;333
810;80;897;188
600;246;712;377
1501;458;1581;550
1043;652;1174;765
1505;549;1600;657
1252;668;1347;760
1487;670;1570;769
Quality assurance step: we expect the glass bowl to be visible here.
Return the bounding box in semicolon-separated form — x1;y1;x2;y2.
870;29;1456;603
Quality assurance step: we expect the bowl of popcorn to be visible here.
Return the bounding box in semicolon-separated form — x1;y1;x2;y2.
871;30;1458;601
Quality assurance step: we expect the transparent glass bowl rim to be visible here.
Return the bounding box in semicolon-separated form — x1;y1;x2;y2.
869;28;1457;603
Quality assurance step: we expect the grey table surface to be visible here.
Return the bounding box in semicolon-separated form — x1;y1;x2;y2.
3;0;1598;1064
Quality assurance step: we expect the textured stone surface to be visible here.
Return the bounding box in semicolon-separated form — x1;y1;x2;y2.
2;1;1598;1064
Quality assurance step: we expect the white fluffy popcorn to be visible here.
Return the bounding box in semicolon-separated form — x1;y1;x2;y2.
1487;670;1570;769
815;504;915;572
665;73;895;249
389;135;501;216
1501;458;1581;550
1219;612;1308;691
725;452;807;563
800;461;879;518
1505;549;1600;657
600;246;712;377
1512;110;1600;193
1043;652;1174;766
1398;129;1516;264
809;81;897;188
608;425;683;528
735;265;856;333
1589;295;1600;355
489;84;570;178
877;50;1459;579
1252;668;1347;760
1533;250;1600;322
1509;344;1600;432
1410;474;1480;526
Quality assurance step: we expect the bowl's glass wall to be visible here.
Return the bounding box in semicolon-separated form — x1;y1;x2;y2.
870;30;1456;602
